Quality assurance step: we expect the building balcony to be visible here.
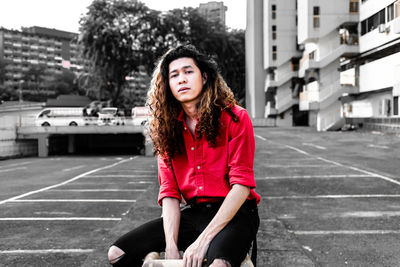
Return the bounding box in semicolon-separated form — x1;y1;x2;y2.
299;81;319;111
276;94;299;114
299;44;358;77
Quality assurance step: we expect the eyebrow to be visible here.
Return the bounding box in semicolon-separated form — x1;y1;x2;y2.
169;65;193;74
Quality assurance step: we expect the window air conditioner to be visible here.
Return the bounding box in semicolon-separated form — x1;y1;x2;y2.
378;24;386;33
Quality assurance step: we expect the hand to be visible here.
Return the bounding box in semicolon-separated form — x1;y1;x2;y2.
183;237;210;267
165;244;181;260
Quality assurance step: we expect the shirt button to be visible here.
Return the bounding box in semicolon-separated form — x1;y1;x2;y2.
197;166;200;170
199;186;203;190
184;127;187;130
191;147;194;150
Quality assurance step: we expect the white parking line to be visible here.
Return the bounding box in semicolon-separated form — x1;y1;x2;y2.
347;165;400;186
285;145;310;155
0;249;95;254
368;144;390;149
85;175;154;178
0;161;32;169
0;158;133;205
322;211;400;218
263;194;400;200
285;144;400;186
302;143;327;150
265;164;338;168
0;167;27;173
255;174;374;180
0;217;121;221
49;189;146;192
255;135;267;141
9;199;137;203
290;230;400;235
128;181;154;184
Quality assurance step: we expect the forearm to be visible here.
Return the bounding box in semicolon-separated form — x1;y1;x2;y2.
199;184;250;242
162;197;181;251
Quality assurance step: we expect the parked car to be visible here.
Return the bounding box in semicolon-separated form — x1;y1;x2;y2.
35;108;85;127
97;107;126;126
131;106;150;126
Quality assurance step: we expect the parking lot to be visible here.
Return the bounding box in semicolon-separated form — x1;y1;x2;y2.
1;127;400;266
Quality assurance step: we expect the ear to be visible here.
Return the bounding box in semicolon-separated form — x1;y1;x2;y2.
202;73;207;85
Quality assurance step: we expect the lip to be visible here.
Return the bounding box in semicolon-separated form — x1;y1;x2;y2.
178;87;190;92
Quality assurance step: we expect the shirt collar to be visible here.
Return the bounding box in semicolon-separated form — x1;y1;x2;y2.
177;109;185;122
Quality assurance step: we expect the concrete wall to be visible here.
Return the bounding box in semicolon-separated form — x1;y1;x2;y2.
360;52;400;93
0;115;37;158
298;0;357;43
264;0;299;68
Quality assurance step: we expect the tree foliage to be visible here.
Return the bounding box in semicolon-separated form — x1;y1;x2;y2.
46;69;83;96
79;0;156;106
79;0;246;107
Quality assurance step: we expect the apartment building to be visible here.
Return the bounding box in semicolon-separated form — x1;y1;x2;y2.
297;0;360;131
247;0;360;129
263;0;306;126
0;26;86;97
198;1;228;26
342;0;400;130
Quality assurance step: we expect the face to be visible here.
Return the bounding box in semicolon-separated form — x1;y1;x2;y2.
168;57;206;105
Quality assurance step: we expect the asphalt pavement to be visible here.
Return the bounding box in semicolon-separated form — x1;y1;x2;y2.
1;126;400;266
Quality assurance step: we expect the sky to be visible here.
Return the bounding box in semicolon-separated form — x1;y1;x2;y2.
0;0;246;33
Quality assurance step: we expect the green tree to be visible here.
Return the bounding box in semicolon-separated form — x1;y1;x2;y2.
46;69;81;96
79;1;246;107
79;0;156;106
22;65;46;94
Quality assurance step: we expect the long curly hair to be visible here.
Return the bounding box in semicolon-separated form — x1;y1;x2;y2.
146;45;238;158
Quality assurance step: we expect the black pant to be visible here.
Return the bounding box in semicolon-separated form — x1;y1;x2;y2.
111;200;260;267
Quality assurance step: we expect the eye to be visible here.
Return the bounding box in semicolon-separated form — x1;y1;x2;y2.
170;73;178;78
186;70;193;74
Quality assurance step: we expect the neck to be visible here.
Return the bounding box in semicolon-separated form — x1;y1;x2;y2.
181;102;199;121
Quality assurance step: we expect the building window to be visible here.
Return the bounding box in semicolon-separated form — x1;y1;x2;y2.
361;8;386;35
272;25;277;40
313;6;320;28
350;0;359;13
272;46;277;61
387;3;394;22
394;96;399;116
309;50;316;60
272;5;276;19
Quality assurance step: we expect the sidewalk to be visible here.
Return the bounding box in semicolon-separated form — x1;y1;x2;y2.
82;178;315;266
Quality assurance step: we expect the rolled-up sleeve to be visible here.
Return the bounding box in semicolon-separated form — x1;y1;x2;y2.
157;155;182;206
228;109;256;188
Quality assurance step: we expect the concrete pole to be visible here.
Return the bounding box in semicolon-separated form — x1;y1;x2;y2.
68;135;75;154
38;135;49;157
245;0;267;119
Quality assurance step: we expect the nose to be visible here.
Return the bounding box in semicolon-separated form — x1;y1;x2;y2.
178;73;187;84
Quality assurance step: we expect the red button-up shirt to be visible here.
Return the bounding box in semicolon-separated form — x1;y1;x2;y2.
158;105;260;206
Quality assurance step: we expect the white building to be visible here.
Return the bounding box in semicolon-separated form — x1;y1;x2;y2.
297;0;360;131
342;0;400;130
264;0;305;127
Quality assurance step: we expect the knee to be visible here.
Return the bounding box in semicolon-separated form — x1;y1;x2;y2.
108;245;125;263
210;258;231;267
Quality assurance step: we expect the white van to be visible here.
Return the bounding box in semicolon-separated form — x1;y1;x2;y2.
131;106;150;126
97;107;125;126
35;108;85;127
